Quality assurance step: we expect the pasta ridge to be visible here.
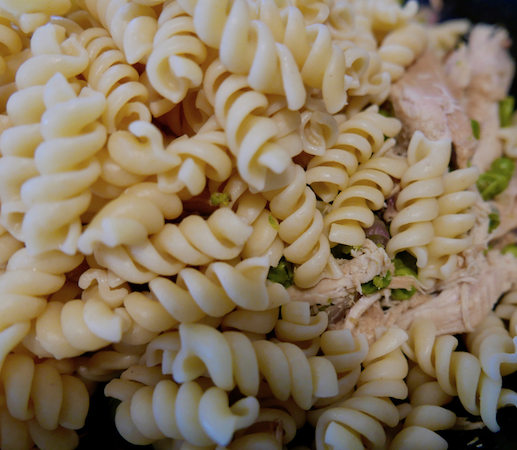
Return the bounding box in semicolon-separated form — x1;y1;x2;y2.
107;377;259;447
78;26;152;133
20;72;107;255
0;248;83;372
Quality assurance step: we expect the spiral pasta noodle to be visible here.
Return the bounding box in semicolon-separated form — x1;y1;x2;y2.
20;72;107;255
418;166;480;288
107;377;259;447
402;317;512;433
0;248;83;370
78;26;152;133
306;105;401;202
0;23;89;241
170;322;340;409
145;0;207;111
266;164;341;288
386;131;451;268
80;0;160;64
0;353;89;434
324;153;408;246
178;0;369;113
378;22;428;82
204;58;297;192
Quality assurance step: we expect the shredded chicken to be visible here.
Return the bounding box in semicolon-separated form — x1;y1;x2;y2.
288;239;391;310
389;50;476;168
444;25;515;172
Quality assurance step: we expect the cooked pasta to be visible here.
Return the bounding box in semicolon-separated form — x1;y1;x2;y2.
78;26;152;133
386;131;451;267
1;1;517;449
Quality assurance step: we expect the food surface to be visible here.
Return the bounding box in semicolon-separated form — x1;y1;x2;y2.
1;0;517;449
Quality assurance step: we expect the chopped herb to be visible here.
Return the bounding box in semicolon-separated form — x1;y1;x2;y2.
331;244;358;260
209;192;231;207
502;244;517;258
267;257;294;288
499;96;515;127
269;214;279;230
488;209;500;233
470;119;480;139
361;270;392;295
476;157;515;201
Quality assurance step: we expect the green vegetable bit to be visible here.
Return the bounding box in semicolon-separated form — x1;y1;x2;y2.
210;192;231;207
269;214;279;230
488;210;500;233
361;270;391;294
470;119;480;140
499;96;515;128
391;286;417;300
476;157;515;201
502;244;517;258
390;253;418;300
267;257;294;288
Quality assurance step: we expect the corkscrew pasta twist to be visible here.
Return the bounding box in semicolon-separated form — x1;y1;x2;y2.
324;153;408;246
378;22;428;82
402;317;512;433
171;322;339;410
418;166;480;288
178;0;369;113
157;117;234;197
266;164;341;288
0;353;89;435
145;256;289;324
107;377;260;447
386;131;451;268
204;58;296;192
78;181;182;255
146;0;207;111
355;0;419;34
89;204;254;284
0;23;89;241
78;27;152;133
20;72;107;255
80;0;160;64
306;106;401;203
0;248;83;371
310;326;409;450
23;268;136;360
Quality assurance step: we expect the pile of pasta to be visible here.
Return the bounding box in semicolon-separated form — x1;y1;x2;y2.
0;0;517;449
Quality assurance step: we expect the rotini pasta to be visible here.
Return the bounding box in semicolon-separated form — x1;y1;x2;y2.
78;26;152;133
80;0;160;64
0;1;516;449
20;72;107;255
386;131;451;268
107;377;260;447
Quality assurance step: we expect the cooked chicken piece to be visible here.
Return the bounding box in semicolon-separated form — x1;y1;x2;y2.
288;239;392;306
444;25;515;172
347;248;517;343
389;50;476;168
